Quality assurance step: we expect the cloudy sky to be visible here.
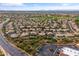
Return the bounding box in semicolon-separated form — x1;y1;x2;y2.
0;3;79;10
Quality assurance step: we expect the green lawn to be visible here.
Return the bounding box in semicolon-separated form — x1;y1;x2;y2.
75;16;79;25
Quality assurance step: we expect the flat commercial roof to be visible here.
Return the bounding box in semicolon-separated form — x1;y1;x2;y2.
61;47;79;56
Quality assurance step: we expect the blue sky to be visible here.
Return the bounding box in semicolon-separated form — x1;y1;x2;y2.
0;3;79;10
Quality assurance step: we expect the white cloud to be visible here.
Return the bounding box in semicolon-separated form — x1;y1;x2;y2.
0;3;24;6
48;6;79;10
0;3;79;10
30;5;79;10
0;0;25;3
0;0;79;3
62;3;70;6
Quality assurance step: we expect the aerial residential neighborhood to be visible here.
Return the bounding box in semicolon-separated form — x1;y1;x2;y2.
0;3;79;56
0;11;79;56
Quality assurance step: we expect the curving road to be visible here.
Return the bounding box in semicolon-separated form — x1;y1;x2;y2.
0;18;28;56
0;35;27;56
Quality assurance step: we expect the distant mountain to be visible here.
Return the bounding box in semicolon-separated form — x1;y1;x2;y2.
0;10;79;14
